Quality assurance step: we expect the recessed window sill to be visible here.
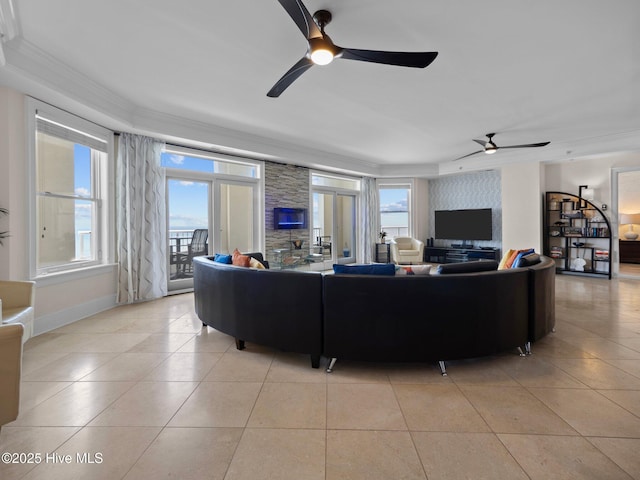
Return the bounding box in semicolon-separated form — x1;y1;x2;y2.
34;263;117;287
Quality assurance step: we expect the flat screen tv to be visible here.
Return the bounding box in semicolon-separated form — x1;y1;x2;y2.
435;208;492;241
273;207;308;230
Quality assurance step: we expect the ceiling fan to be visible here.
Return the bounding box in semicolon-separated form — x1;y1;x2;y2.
455;133;550;160
267;0;438;97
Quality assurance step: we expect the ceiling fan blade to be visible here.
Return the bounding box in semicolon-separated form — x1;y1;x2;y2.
453;150;484;161
267;57;314;97
499;141;551;149
472;139;487;147
276;0;322;39
339;48;438;68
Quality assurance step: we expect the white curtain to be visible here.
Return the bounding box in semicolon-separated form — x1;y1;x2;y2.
116;133;167;303
359;177;379;263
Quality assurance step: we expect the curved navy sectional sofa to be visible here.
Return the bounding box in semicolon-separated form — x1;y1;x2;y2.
193;255;555;373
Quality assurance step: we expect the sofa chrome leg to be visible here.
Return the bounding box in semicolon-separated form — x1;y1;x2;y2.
517;346;526;357
326;357;337;373
525;341;532;355
235;339;245;351
438;360;447;376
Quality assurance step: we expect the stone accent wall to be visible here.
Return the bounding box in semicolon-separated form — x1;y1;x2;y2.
264;161;310;260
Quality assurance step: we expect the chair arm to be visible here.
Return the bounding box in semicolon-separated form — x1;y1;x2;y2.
0;281;35;309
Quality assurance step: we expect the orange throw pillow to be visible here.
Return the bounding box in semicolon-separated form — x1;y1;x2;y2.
232;248;250;267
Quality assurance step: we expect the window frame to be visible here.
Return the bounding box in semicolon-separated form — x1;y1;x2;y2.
27;97;115;280
377;180;413;238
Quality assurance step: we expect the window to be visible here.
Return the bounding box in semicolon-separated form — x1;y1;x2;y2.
378;183;411;238
161;145;263;290
29;100;112;276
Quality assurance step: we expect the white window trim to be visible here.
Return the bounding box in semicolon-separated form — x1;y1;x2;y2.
26;97;115;281
377;178;415;238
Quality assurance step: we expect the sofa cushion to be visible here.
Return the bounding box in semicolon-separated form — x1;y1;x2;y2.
333;263;396;276
244;252;269;269
396;264;432;275
232;249;251;267
515;252;541;267
249;257;266;269
436;260;498;274
213;253;232;264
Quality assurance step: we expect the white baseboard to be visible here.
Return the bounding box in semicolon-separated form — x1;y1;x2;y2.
33;294;117;336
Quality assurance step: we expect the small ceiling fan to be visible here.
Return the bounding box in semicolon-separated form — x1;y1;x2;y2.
455;133;550;160
267;0;438;97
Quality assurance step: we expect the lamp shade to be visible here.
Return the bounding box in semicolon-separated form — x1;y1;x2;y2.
620;213;640;225
582;188;595;200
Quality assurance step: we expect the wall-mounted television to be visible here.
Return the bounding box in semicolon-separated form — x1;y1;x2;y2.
273;207;308;230
435;208;492;241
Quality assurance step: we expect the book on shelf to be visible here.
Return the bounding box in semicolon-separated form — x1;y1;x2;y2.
550;246;564;258
594;249;609;260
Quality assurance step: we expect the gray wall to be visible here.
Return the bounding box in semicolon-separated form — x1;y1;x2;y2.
428;170;502;249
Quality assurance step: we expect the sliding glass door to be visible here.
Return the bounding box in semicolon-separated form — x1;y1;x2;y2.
167;178;210;291
312;190;356;268
217;181;256;254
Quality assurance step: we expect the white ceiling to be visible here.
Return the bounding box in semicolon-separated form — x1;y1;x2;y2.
1;0;639;176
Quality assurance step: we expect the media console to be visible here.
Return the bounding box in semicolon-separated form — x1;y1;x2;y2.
424;246;500;264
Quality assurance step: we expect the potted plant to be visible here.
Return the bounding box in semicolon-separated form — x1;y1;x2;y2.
378;231;387;244
0;207;8;245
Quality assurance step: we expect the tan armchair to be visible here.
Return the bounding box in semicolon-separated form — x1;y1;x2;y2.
390;236;424;264
0;280;35;343
0;323;23;431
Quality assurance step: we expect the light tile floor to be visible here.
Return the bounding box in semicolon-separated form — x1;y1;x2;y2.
1;275;640;479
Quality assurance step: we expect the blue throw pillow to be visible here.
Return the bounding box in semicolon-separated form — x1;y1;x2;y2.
333;264;396;276
213;253;232;264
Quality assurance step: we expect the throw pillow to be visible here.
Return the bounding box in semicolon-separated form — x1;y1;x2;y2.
397;265;432;275
249;257;266;269
498;249;516;270
515;252;541;267
333;263;396;275
232;248;251;267
509;248;535;268
436;260;499;274
213;253;232;264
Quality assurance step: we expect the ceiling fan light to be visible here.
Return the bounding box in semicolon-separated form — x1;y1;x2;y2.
485;146;497;154
310;48;334;65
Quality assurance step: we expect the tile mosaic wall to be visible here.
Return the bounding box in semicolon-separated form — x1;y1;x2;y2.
428;170;502;249
264;162;310;259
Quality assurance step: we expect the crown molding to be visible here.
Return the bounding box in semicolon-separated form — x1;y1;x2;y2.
130;105;383;176
0;38;385;177
2;35;638;179
0;0;19;40
1;38;134;124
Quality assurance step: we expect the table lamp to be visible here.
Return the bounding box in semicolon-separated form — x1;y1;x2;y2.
620;213;640;240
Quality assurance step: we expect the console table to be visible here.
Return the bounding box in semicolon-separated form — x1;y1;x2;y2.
620;240;640;264
424;246;500;264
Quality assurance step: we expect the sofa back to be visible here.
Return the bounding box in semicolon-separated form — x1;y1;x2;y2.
193;257;323;356
323;267;530;362
526;255;556;341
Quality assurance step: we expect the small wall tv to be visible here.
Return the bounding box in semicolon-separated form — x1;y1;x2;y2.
274;207;308;230
435;208;492;241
